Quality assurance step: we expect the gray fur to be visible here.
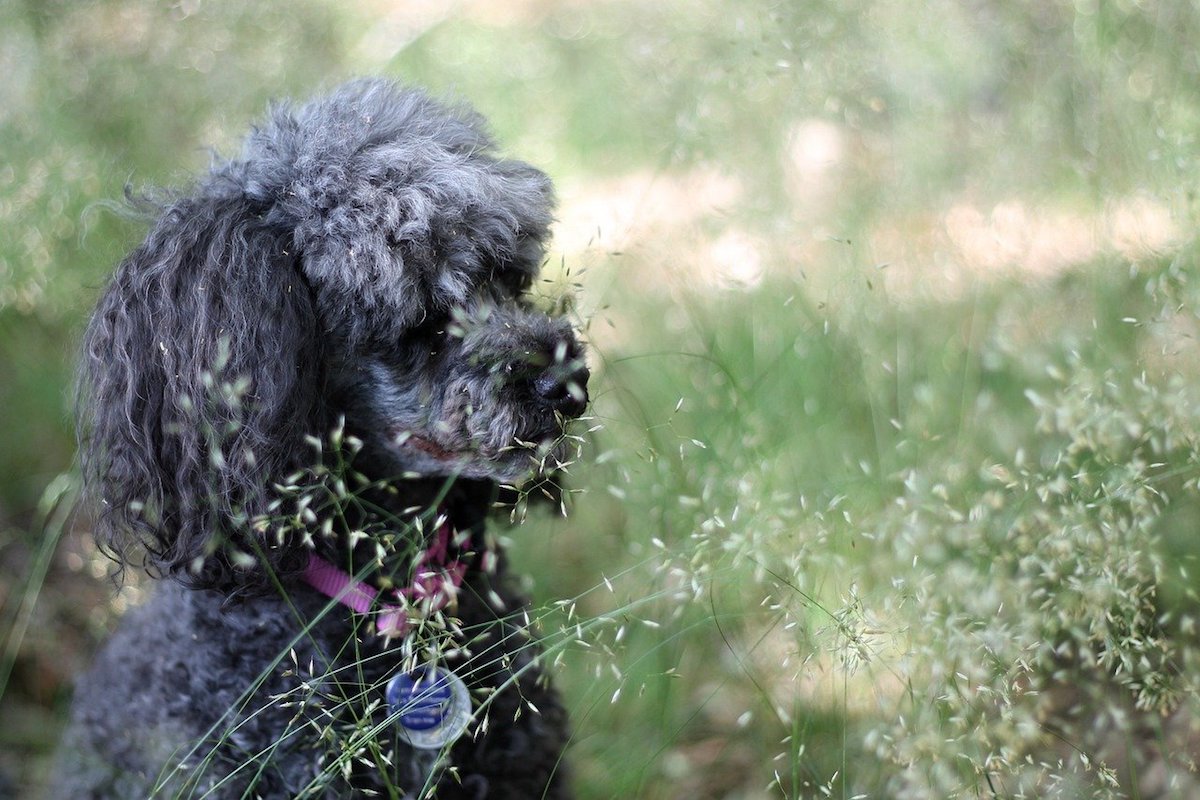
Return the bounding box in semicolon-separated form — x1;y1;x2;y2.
56;79;587;799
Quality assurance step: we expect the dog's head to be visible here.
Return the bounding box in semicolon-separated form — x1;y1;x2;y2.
332;302;588;484
79;79;587;589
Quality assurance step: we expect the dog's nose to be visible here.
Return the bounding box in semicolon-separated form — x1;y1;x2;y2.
533;361;589;418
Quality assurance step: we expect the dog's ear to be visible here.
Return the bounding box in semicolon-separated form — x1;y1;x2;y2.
79;191;323;591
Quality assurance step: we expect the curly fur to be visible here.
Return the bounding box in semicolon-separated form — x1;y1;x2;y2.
55;79;587;799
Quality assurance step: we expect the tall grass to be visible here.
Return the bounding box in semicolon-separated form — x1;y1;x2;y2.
508;242;1199;798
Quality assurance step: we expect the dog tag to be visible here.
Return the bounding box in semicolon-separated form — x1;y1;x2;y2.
386;665;471;750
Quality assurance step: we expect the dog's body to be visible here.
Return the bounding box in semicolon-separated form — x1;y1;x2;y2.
54;80;586;799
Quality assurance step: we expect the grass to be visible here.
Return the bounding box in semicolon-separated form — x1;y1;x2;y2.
515;251;1200;798
4;0;1200;797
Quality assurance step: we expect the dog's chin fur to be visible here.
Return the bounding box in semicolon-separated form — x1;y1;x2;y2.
382;433;570;483
54;79;586;799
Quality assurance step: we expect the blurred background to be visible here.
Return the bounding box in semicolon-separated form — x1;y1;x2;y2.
4;0;1200;797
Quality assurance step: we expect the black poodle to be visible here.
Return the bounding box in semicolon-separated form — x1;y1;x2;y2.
53;79;588;799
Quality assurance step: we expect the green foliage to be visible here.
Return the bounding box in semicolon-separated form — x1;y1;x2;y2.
516;250;1200;797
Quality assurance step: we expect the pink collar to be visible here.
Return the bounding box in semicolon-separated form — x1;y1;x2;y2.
302;521;469;639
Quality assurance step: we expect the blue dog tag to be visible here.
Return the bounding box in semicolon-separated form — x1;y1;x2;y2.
386;665;471;750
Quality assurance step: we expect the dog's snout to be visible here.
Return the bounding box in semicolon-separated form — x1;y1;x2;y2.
533;361;589;418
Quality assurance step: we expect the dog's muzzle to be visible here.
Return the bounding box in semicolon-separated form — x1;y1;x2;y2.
533;360;590;418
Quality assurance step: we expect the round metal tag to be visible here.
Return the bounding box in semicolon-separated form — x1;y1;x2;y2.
385;665;472;750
